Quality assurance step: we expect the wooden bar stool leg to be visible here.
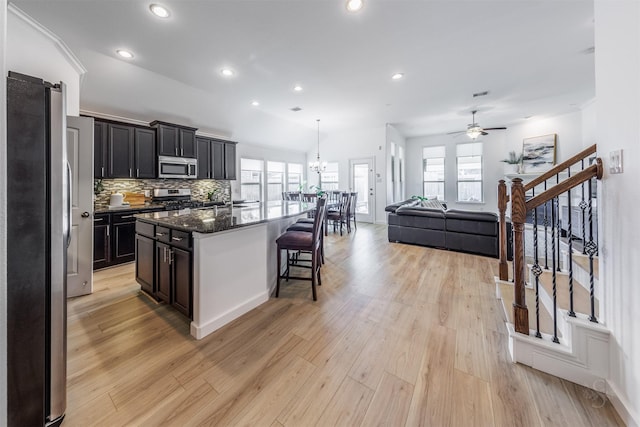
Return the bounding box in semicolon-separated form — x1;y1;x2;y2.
311;254;317;301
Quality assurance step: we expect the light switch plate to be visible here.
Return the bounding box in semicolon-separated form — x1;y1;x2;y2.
609;149;623;174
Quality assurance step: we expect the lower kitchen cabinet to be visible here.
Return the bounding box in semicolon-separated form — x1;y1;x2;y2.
135;234;155;295
93;213;111;269
171;247;192;317
135;221;193;319
113;219;137;264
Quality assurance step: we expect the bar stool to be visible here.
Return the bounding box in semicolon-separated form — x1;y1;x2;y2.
287;200;326;264
275;198;326;301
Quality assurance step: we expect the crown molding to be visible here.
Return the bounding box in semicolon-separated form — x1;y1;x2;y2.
8;2;87;77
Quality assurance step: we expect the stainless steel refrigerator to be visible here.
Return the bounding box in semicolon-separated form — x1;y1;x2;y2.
7;71;69;426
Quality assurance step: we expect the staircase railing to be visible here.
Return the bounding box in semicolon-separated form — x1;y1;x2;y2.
497;144;603;337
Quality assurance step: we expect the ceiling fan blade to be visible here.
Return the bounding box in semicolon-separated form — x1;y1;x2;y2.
481;131;489;136
446;130;467;135
482;127;507;131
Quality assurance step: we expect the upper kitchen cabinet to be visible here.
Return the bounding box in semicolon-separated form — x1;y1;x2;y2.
94;121;108;178
108;123;135;178
197;137;237;180
134;128;156;178
94;119;157;179
196;137;211;179
151;121;197;158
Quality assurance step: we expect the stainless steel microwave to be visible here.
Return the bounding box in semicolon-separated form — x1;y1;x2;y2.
158;156;198;179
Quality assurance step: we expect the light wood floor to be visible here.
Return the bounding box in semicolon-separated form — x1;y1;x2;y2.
66;223;623;426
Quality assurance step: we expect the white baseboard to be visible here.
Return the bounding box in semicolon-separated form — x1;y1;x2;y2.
607;380;640;427
190;292;269;339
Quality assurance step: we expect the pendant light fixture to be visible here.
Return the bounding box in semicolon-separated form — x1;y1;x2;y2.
309;119;327;173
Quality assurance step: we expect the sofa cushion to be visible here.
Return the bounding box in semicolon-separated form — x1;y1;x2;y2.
445;210;498;236
390;208;445;230
384;199;419;213
388;225;446;248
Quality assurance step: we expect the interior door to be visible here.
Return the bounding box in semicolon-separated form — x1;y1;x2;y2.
350;158;375;223
67;116;94;297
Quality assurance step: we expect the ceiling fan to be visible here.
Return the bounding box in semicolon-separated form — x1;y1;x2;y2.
447;110;507;139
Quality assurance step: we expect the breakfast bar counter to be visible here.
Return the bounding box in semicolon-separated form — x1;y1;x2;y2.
135;201;314;339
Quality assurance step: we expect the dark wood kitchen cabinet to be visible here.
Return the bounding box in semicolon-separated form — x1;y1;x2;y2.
135;221;193;318
112;212;138;264
196;137;237;180
134;128;156;178
135;234;155;295
108;123;135;178
93;213;111;269
151;121;197;158
93;119;157;179
94;121;108;178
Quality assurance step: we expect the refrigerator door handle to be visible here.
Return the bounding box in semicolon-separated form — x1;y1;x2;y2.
66;161;72;248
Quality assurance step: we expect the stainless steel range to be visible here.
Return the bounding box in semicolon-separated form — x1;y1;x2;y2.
153;188;205;210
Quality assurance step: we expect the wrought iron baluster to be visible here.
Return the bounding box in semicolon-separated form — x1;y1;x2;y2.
551;196;560;343
544;180;549;269
556;174;562;271
586;177;598;323
567;167;576;317
532;186;542;338
580;159;587;254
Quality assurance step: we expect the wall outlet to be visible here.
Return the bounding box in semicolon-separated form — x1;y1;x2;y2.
609;149;623;174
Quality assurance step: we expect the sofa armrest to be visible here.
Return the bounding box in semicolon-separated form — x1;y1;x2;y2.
396;206;446;218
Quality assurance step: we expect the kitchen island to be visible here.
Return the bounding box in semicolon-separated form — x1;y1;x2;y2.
135;201;314;339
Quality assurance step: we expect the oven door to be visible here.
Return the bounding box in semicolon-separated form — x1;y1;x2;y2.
158;156;198;179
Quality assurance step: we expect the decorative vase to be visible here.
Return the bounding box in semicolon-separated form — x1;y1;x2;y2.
503;163;519;175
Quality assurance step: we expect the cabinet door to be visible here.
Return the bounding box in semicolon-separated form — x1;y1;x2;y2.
171;247;192;318
134;128;156;178
94;121;108;178
224;143;237;180
211;140;225;180
93;216;110;270
157;125;179;157
108;124;134;178
196;137;211;179
135;234;155;296
180;129;197;158
156;242;171;303
112;221;136;263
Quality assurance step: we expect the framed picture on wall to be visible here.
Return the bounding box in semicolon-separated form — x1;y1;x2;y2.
522;134;557;172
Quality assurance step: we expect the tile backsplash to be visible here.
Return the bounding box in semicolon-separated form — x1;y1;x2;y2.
94;178;231;207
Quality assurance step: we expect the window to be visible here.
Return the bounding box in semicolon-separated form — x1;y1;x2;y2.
391;142;396;202
422;146;445;200
399;146;405;200
320;162;339;190
266;161;285;201
457;142;483;202
287;163;303;192
240;158;263;202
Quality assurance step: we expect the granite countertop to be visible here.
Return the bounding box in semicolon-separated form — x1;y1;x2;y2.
94;203;167;214
135;201;315;233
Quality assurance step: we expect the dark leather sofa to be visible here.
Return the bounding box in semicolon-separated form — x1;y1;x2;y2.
386;200;512;259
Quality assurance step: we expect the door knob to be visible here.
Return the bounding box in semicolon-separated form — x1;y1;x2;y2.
81;212;90;218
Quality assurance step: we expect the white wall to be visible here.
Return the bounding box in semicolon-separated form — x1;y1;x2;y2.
386;124;406;204
230;142;307;201
405;109;589;214
6;5;83;115
1;1;8;424
306;126;387;223
594;2;640;425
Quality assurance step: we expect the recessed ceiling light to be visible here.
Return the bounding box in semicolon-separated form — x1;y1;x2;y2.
221;68;235;77
116;49;134;59
391;73;404;80
149;4;170;18
346;0;364;12
251;101;260;107
293;85;303;92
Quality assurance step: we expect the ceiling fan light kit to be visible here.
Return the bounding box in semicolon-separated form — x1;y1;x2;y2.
448;109;507;139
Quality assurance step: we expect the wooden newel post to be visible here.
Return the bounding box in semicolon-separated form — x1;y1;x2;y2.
510;178;529;335
497;180;509;281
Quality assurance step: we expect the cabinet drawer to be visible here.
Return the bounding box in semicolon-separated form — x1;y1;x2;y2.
155;226;171;243
94;213;110;224
112;211;138;223
170;229;191;250
135;221;155;238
